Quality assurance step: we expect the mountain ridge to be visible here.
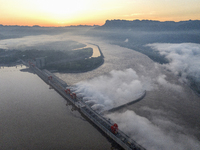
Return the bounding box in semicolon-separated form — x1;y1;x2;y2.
99;19;200;31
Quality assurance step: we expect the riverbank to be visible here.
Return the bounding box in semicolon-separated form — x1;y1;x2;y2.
46;56;104;73
0;44;104;73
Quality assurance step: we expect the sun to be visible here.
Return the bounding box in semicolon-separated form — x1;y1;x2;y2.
36;0;89;21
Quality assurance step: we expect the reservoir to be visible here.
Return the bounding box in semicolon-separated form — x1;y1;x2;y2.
0;66;111;150
1;36;200;150
55;39;200;150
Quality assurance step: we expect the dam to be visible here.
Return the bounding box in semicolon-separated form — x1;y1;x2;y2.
28;62;146;150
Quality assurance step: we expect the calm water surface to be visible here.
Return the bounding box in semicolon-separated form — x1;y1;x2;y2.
0;66;111;150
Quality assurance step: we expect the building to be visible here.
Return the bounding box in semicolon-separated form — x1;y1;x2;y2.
35;57;46;68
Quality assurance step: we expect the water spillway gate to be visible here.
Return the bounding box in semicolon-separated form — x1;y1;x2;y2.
29;64;146;150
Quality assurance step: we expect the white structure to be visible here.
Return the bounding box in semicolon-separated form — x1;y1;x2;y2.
35;57;46;68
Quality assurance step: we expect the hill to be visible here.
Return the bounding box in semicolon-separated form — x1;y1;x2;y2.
98;19;200;31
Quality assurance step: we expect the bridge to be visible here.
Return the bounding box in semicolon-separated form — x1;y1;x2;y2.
29;63;146;150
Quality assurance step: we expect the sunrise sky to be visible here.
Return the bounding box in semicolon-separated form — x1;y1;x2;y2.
1;0;200;27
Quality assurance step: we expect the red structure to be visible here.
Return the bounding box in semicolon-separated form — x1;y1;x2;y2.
64;89;68;94
70;93;73;98
69;93;76;99
72;93;76;99
66;89;70;94
111;123;118;134
65;89;76;99
64;89;71;94
48;76;52;80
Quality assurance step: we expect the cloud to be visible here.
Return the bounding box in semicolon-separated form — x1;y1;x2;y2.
157;74;183;92
146;43;200;84
124;38;129;43
0;35;58;50
73;68;149;111
0;34;85;51
122;12;155;17
106;110;200;150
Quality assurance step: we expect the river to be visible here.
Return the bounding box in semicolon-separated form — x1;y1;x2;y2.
55;36;200;150
73;42;101;58
0;66;111;150
1;34;200;150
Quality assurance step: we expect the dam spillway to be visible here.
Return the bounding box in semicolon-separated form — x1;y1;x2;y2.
29;64;146;150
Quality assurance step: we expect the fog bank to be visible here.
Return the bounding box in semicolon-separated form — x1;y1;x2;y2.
73;68;151;111
106;110;200;150
147;43;200;84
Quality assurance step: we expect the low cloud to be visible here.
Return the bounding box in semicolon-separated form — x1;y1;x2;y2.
157;74;183;92
124;38;129;43
106;110;200;150
146;43;200;84
0;34;84;51
0;35;58;50
73;68;149;111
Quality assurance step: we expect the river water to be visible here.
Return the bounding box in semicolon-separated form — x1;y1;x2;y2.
73;43;101;58
1;34;200;150
55;36;200;150
0;66;111;150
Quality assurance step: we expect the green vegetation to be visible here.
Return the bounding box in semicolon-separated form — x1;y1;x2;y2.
45;56;104;72
15;48;93;61
0;47;104;72
115;42;169;64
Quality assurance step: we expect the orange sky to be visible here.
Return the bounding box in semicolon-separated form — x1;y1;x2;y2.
1;0;200;27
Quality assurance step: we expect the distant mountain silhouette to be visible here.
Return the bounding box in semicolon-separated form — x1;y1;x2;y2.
99;19;200;31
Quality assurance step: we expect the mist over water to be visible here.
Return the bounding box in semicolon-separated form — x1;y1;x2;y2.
1;27;200;149
73;68;146;111
106;110;200;150
59;37;200;149
0;34;86;51
147;43;200;84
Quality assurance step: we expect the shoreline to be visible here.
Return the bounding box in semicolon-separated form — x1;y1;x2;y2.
48;57;104;74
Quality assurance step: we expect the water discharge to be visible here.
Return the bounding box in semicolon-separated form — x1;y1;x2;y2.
1;33;200;149
55;37;200;150
73;68;146;112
